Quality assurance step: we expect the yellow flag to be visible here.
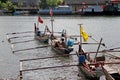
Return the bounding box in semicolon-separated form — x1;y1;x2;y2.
80;26;88;42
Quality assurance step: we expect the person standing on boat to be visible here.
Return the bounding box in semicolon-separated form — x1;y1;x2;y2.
54;41;60;48
36;27;41;36
61;37;66;48
61;29;66;37
78;42;86;58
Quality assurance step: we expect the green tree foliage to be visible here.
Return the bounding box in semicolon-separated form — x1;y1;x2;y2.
47;0;63;7
0;0;17;12
0;1;2;9
39;0;63;9
40;0;48;9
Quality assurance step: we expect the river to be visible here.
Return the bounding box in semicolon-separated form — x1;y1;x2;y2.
0;15;120;80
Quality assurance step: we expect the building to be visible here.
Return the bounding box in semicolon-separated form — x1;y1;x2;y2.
11;0;40;14
64;0;110;12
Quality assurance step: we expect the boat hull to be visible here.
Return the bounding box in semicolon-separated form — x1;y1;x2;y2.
51;45;73;54
78;64;104;80
102;65;120;80
35;35;49;43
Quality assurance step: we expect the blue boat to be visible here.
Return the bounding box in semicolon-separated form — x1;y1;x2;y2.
38;5;72;15
13;9;29;15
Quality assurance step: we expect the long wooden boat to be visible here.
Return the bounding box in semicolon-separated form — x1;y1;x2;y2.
76;39;105;80
102;65;120;80
51;39;73;54
34;34;49;43
50;35;74;54
34;23;50;43
50;30;74;54
77;52;105;80
76;25;106;80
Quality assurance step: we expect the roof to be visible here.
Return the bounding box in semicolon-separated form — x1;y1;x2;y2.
64;0;110;5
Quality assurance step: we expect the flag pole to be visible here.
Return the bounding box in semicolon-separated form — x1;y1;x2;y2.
94;38;103;63
50;7;54;35
51;16;54;35
37;16;39;28
78;24;83;54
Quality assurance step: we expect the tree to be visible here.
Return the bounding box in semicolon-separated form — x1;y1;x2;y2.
1;0;16;12
39;0;63;9
46;0;63;7
0;1;2;9
40;0;49;9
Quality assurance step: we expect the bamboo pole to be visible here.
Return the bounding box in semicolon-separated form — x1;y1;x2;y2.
6;35;11;42
20;62;120;72
19;62;23;80
89;61;120;65
109;47;120;50
50;7;54;35
20;50;120;62
94;38;103;62
6;31;34;35
78;24;83;55
74;42;105;45
90;36;106;48
8;35;33;40
11;44;14;51
21;64;78;72
12;45;49;53
20;54;75;62
11;39;35;44
102;50;120;53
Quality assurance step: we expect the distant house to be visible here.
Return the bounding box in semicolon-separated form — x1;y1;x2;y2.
64;0;110;12
11;0;40;14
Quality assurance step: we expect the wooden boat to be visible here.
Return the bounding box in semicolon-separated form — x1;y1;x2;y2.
34;23;50;43
51;39;74;54
102;65;120;80
77;25;105;80
50;30;74;54
77;37;120;80
77;50;105;80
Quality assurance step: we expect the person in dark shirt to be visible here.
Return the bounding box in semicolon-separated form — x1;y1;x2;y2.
61;37;66;48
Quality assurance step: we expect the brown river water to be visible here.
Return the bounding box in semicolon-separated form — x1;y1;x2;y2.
0;16;120;80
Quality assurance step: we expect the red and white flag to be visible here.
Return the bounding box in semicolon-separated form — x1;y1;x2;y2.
38;16;43;23
50;8;53;17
